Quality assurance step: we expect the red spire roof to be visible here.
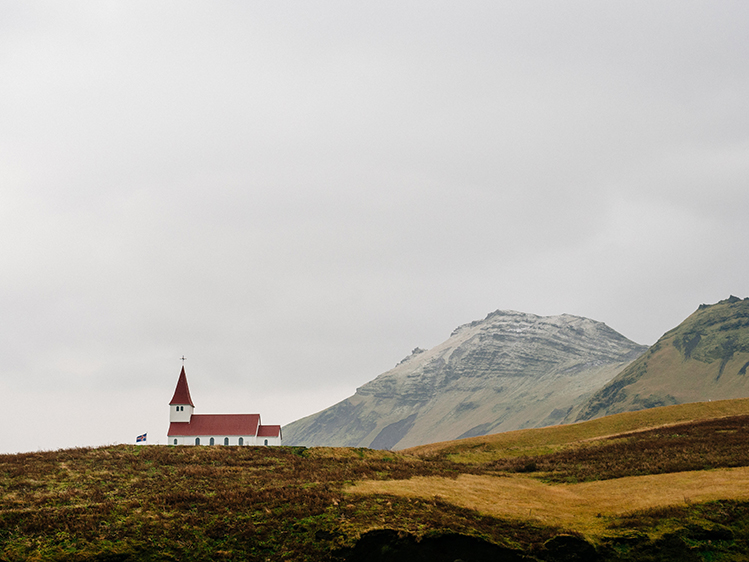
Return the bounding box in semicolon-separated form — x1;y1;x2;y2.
169;366;195;407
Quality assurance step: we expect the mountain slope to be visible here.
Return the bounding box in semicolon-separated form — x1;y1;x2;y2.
283;310;646;449
572;296;749;421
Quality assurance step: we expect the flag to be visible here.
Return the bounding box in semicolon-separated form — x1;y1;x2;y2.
136;433;147;443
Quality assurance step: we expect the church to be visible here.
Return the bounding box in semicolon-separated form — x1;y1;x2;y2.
167;366;282;446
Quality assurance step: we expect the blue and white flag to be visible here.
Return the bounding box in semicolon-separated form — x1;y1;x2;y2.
136;433;147;443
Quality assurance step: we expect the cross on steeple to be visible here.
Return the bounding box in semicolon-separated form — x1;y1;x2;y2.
180;355;187;364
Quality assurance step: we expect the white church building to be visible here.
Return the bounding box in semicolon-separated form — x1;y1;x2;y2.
167;367;282;446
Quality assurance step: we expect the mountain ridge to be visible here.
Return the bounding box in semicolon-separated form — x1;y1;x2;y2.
283;309;647;449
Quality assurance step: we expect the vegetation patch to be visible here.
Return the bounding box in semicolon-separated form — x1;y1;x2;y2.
490;415;749;482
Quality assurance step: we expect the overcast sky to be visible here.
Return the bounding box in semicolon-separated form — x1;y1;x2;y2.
1;1;748;454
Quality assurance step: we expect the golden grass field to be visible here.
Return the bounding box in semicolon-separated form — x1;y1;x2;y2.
340;397;749;542
347;466;749;537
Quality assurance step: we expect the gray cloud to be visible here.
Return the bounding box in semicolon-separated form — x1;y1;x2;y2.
1;1;748;453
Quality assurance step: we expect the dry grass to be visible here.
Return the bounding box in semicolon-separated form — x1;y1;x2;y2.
347;466;749;537
0;444;529;560
490;414;749;482
403;396;749;463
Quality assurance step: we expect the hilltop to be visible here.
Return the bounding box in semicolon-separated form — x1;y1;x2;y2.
284;311;646;449
4;398;749;560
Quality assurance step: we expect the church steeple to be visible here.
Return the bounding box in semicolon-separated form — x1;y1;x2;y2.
169;366;195;423
170;366;195;406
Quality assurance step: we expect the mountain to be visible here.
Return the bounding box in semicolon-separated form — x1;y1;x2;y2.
283;310;647;449
572;296;749;422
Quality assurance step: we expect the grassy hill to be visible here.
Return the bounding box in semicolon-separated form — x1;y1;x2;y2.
4;398;749;560
571;296;749;421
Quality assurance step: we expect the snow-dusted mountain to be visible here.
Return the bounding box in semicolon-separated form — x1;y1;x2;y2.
283;310;646;449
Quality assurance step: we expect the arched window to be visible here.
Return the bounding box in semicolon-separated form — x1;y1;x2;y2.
238;437;243;446
210;437;215;446
264;439;269;446
195;437;200;445
224;437;229;446
173;439;177;445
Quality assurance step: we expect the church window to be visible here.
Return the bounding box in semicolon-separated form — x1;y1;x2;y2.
264;439;269;446
224;437;229;446
173;439;177;445
238;437;243;446
210;437;215;446
195;437;200;445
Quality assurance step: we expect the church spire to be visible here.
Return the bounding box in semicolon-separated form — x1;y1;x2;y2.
169;366;195;407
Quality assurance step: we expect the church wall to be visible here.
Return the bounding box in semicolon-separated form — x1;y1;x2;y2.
167;434;282;446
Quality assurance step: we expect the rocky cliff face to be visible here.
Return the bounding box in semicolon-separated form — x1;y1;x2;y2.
283;310;647;449
572;296;749;422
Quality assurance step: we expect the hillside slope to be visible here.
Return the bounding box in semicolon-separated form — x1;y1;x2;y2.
572;296;749;422
284;310;646;449
404;395;749;462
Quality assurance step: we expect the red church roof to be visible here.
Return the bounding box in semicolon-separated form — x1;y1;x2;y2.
168;414;261;436
257;425;282;438
169;367;195;407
